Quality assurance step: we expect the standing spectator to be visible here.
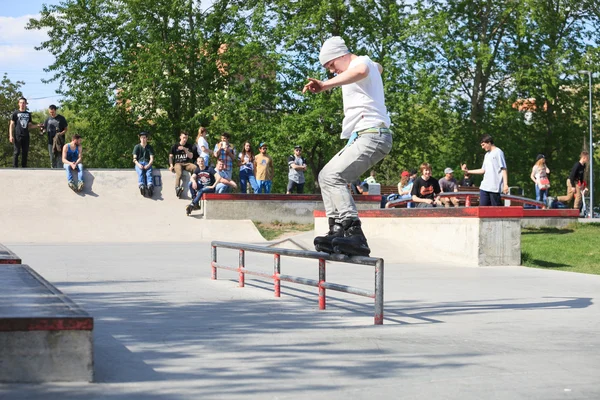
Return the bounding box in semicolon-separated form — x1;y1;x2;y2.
411;163;441;208
287;145;307;194
302;36;392;256
461;134;508;206
214;159;238;193
254;142;274;193
364;170;377;184
133;132;154;197
530;154;550;208
9;97;38;168
169;132;196;198
438;167;460;207
238;141;258;193
194;126;211;167
213;132;236;173
384;170;413;208
186;157;216;215
41;104;68;168
459;171;474;187
557;151;589;211
62;134;84;192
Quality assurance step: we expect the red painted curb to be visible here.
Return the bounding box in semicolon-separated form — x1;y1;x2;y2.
0;317;94;332
314;207;580;218
203;194;380;202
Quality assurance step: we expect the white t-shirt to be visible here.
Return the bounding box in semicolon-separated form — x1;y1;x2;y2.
197;137;210;156
340;56;391;139
480;147;507;193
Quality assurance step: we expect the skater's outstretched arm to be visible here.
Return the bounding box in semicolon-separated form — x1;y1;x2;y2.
302;63;369;94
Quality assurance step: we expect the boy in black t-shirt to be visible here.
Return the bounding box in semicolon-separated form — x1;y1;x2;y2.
41;104;68;168
9;97;38;168
411;163;441;208
186;157;216;215
169;131;196;198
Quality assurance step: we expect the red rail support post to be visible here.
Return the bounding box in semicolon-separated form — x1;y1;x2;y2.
274;253;281;297
465;195;471;207
318;258;326;310
239;249;245;287
211;245;217;280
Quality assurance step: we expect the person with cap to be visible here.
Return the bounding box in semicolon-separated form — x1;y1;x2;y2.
9;97;39;168
530;154;550;207
438;167;460;207
287;145;307;194
302;36;392;256
254;142;274;193
40;104;68;168
133;131;155;197
384;170;414;208
461;134;509;206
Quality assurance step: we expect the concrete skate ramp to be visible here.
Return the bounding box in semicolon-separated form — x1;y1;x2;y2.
0;169;264;244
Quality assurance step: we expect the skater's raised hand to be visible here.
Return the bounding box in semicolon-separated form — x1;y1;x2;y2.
302;78;325;94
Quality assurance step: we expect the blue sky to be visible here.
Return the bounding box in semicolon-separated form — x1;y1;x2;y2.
0;0;62;111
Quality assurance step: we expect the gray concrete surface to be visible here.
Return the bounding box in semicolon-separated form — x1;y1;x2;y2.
1;242;599;399
203;196;380;224
0;265;93;382
0;169;264;243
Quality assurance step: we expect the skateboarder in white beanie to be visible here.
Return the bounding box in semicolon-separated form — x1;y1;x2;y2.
303;36;392;256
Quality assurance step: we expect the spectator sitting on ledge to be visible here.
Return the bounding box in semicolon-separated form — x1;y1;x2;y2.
213;159;237;194
411;163;441;208
384;170;413;208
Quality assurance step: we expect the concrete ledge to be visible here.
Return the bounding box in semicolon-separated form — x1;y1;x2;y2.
521;208;580;228
315;207;523;266
0;243;21;264
203;194;381;224
0;265;93;382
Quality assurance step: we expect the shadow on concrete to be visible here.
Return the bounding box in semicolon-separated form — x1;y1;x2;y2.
243;279;591;325
81;170;98;197
25;280;476;398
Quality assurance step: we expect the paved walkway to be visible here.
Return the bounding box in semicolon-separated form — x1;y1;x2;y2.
2;242;599;399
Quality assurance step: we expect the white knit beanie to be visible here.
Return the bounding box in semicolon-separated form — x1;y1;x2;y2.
319;36;349;66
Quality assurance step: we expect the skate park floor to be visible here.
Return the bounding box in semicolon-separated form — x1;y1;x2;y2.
1;241;600;400
1;169;599;399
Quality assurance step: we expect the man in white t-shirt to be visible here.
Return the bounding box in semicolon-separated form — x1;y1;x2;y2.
303;36;393;257
461;134;508;206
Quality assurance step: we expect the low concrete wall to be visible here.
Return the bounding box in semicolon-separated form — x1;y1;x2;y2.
0;265;93;382
521;209;580;228
315;208;526;266
0;330;93;382
203;194;381;224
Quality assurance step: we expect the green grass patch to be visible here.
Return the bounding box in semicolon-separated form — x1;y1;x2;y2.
521;223;600;275
253;221;314;241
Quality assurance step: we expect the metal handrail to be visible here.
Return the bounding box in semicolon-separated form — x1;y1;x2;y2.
210;241;385;325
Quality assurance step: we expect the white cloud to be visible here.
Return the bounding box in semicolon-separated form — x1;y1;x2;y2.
0;14;61;111
0;15;48;46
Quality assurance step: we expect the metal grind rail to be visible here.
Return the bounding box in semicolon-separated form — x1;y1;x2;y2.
211;241;385;325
